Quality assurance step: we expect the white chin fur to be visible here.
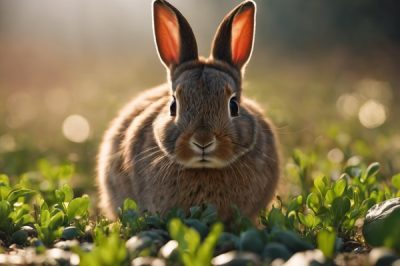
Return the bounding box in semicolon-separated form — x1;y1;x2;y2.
181;157;228;169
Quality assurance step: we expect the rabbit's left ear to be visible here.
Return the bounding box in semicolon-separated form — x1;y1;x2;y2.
153;0;198;69
211;1;256;70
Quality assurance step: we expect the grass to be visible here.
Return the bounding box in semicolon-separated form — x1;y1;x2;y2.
0;143;399;265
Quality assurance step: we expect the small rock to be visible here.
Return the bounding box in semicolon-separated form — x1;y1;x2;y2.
363;198;400;249
271;258;286;266
334;252;368;266
369;247;400;266
61;226;81;240
131;257;165;266
283;249;326;266
31;238;44;248
9;243;18;250
353;246;369;254
126;236;152;254
54;240;80;251
81;227;93;243
212;251;260;266
20;226;37;237
11;230;28;245
46;248;79;266
159;240;178;259
80;242;94;252
341;240;362;252
0;254;26;265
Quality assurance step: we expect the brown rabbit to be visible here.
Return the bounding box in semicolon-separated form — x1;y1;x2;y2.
97;0;280;221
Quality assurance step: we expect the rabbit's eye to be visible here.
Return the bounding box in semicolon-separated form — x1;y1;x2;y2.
170;97;177;116
229;97;239;117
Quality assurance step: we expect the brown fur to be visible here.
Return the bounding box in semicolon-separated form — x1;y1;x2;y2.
97;0;280;222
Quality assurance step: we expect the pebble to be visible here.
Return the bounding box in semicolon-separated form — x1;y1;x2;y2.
363;198;400;249
20;226;37;237
283;249;325;266
368;247;400;266
126;236;152;254
212;251;260;266
159;240;178;259
131;257;165;266
46;248;80;266
54;240;80;251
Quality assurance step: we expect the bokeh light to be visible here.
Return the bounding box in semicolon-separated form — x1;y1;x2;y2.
327;148;344;164
336;93;360;119
0;0;399;179
358;100;387;129
62;114;91;143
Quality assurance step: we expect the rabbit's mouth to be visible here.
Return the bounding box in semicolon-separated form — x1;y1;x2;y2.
181;155;228;169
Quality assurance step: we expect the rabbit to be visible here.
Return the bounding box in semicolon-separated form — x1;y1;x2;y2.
97;0;280;222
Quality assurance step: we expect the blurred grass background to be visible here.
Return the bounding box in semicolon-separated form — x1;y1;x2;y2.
0;0;399;194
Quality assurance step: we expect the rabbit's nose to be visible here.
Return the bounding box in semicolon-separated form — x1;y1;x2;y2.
190;136;216;154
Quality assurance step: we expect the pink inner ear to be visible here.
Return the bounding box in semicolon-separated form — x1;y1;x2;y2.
154;5;180;66
231;7;254;67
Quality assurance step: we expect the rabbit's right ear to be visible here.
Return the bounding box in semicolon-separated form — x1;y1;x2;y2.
153;0;198;69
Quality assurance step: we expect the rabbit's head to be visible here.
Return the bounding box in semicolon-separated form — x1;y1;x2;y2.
153;0;258;169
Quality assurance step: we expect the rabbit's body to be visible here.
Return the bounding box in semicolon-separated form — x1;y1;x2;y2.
97;0;280;221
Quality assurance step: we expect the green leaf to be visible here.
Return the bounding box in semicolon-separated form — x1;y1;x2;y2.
239;229;264;254
123;198;138;212
196;223;223;266
200;204;218;225
7;188;36;204
298;212;321;228
287;195;303;212
40;209;51;227
169;218;200;266
334;177;348;197
55;189;65;203
324;189;336;206
267;207;286;229
0;175;10;187
332;197;351;220
15;213;34;228
317;230;336;258
292;149;306;167
314;176;327;195
345;166;362;179
189;206;202;218
392;174;400;190
67;195;89;220
306;192;320;213
49;211;65;230
0;200;11;218
361;162;380;183
61;185;74;202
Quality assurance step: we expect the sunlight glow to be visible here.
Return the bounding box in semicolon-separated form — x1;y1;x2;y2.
327;148;344;163
336;93;360;119
358;100;387;129
62;114;90;143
